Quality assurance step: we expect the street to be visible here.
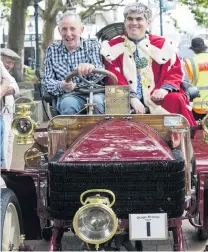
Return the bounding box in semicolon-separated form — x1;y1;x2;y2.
25;220;207;251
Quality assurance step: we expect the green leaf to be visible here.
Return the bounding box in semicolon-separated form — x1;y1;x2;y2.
178;0;208;25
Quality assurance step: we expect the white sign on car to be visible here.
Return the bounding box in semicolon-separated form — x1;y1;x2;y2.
129;213;168;240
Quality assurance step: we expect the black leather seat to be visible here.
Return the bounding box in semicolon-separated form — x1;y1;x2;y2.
181;63;200;101
181;80;200;101
42;92;59;116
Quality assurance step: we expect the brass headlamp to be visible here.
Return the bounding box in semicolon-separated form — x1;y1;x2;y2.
73;189;118;250
202;114;208;143
12;102;39;145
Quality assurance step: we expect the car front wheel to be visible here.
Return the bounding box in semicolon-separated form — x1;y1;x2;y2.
195;214;208;241
1;188;23;251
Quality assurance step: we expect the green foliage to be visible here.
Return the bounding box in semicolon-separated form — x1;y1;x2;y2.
1;0;32;22
1;0;12;19
179;0;208;25
24;67;37;82
1;0;12;8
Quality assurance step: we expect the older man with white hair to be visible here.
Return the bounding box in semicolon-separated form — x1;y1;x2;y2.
43;11;105;115
1;48;20;169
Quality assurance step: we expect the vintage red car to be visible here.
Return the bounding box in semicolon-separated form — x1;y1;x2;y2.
1;66;208;252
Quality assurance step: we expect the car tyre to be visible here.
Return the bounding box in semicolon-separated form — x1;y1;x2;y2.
197;228;208;241
1;188;23;251
196;215;208;241
42;226;53;241
204;245;208;251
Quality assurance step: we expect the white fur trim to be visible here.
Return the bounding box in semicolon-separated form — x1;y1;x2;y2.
139;37;175;64
101;36;176;66
101;40;126;61
122;49;137;92
101;39;138;92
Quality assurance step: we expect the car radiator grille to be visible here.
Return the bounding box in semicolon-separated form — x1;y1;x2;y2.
48;150;185;220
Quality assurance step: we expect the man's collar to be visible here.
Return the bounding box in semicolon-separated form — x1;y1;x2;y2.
127;35;146;45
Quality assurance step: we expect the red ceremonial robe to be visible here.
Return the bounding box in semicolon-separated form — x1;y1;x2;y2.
101;34;197;127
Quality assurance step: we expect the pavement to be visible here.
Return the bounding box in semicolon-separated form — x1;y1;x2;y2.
25;220;208;251
10;127;208;251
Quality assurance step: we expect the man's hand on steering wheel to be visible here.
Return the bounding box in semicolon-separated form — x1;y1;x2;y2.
61;80;76;92
77;63;95;75
65;67;118;94
62;63;96;92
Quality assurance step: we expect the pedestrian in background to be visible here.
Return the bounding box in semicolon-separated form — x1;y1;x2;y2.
1;49;20;169
0;61;10;167
184;37;208;120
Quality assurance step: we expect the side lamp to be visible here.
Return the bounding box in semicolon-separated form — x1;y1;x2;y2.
12;98;39;144
73;189;118;250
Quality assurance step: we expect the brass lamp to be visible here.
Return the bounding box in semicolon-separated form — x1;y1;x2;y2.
73;189;118;250
12;103;39;145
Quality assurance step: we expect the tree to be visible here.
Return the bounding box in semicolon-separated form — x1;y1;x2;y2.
178;0;208;26
75;0;125;20
39;0;63;68
6;0;32;82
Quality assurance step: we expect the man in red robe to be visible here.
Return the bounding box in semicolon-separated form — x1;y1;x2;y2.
101;2;197;126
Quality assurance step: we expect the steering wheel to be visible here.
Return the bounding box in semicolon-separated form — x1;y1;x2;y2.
65;68;118;94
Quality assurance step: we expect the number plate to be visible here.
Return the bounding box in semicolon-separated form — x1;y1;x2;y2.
105;86;130;114
129;213;168;240
164;116;182;126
